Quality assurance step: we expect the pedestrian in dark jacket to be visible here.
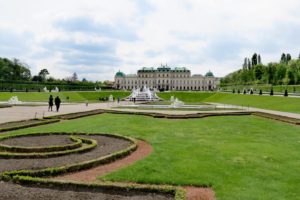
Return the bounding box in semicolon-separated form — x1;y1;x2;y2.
48;95;53;111
54;96;61;112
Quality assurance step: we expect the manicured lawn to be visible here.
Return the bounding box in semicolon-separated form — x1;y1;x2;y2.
8;114;300;200
205;93;300;113
158;91;215;102
0;91;130;103
158;92;300;113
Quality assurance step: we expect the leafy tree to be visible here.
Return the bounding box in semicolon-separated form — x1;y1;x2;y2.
252;53;258;66
280;53;286;63
286;53;292;62
72;72;78;82
258;54;262;65
38;69;49;81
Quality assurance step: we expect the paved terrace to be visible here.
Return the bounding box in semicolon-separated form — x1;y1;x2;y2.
1;101;300;124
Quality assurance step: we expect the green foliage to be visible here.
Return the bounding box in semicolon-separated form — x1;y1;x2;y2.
0;58;31;81
221;53;300;86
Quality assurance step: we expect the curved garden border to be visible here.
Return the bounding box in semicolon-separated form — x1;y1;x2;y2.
0;135;83;153
0;136;97;159
0;132;186;200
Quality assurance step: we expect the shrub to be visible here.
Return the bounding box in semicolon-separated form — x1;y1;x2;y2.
284;89;288;97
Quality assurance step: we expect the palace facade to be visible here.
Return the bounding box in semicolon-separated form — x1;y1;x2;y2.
114;65;220;91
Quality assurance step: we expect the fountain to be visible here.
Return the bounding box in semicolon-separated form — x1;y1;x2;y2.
171;98;184;108
8;96;22;105
126;85;159;101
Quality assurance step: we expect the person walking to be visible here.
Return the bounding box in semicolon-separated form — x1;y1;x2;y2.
54;96;61;112
117;96;120;103
48;95;53;111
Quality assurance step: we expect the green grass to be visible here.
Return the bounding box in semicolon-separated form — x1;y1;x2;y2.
158;91;215;102
158;92;300;113
7;114;300;200
0;91;130;103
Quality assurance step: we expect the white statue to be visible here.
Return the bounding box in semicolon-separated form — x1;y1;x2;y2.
8;96;22;105
170;96;175;102
43;87;49;92
109;94;114;102
171;98;184;108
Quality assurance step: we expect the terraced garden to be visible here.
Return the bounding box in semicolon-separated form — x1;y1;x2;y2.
2;113;299;200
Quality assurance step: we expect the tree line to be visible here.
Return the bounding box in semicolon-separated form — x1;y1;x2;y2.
221;53;300;86
0;57;104;85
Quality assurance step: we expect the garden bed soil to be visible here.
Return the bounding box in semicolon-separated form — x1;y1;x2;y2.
0;181;173;200
0;135;73;147
0;134;132;172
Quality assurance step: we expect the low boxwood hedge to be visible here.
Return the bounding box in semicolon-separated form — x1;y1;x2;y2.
0;136;82;153
0;119;60;132
0;132;137;179
0;136;97;159
11;176;186;200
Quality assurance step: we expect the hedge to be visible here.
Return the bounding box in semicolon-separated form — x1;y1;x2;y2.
0;135;82;153
0;136;97;159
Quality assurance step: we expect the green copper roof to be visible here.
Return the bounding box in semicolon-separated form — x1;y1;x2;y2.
205;71;214;77
115;71;125;77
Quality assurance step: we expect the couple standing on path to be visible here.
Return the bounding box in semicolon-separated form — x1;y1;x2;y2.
48;95;61;112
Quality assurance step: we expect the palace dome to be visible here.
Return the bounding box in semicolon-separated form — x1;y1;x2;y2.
205;71;214;77
115;71;125;77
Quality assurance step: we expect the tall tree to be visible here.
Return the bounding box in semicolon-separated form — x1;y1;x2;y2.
243;58;248;69
247;58;252;70
251;53;258;66
258;54;262;65
280;53;286;63
286;53;292;62
38;69;49;81
71;72;78;82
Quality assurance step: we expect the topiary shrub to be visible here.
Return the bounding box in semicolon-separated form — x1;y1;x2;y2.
284;89;288;97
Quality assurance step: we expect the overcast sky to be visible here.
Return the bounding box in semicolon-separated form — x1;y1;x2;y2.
1;0;300;81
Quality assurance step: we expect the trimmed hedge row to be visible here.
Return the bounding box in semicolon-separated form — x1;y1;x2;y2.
11;176;186;200
0;132;137;179
0;136;97;159
0;119;60;132
0;136;82;153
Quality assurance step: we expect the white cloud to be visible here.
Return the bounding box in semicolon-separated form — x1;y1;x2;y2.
0;0;300;81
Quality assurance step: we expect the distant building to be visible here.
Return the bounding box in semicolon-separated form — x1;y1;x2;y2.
114;65;220;91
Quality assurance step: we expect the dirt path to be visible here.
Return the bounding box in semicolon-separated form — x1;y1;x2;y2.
53;140;216;200
54;140;153;182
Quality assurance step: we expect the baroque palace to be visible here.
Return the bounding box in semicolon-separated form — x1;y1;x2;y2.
114;65;220;91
